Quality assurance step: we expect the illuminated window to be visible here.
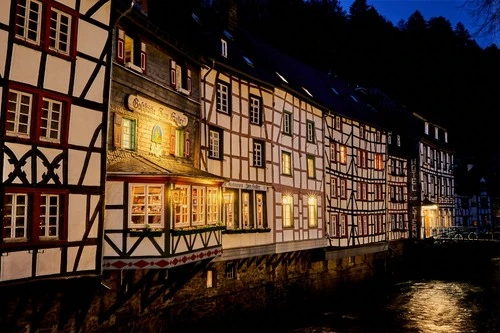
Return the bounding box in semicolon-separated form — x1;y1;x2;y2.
375;153;384;170
339;145;347;164
129;184;163;228
282;195;293;227
170;60;192;95
117;29;146;72
191;187;205;226
282;151;292;175
206;187;219;225
256;192;265;228
307;155;315;178
308;196;318;227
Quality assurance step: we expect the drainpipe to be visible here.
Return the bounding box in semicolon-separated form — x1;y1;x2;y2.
201;59;215;166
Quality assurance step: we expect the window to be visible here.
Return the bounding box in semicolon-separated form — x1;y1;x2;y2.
113;114;136;150
331;214;338;237
170;60;192;95
307;196;318;227
6;87;69;144
434;127;439;139
375;153;383;170
388;132;392;145
424;121;429;135
15;0;75;57
3;189;66;242
307;155;315;178
340;214;347;237
335;116;341;131
129;184;163;228
49;8;71;55
397;135;401;147
331;178;337;198
359;126;364;139
208;127;223;159
255;192;265;228
330;142;336;163
249;95;262;125
173;185;219;229
253;140;265;167
117;28;146;72
221;39;227;57
376;130;381;142
339;178;347;198
357;182;368;201
242;192;251;228
339;145;347;164
191;187;205;226
216;81;231;114
281;151;292;175
375;184;383;201
306;120;315;143
283;111;292;135
282;195;293;227
444;131;448;143
358;149;367;168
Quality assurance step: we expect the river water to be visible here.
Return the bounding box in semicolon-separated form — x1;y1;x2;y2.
286;257;500;333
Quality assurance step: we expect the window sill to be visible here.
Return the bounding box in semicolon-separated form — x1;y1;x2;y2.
129;229;163;237
222;228;271;234
171;225;225;236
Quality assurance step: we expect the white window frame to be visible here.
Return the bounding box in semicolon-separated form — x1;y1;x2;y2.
191;186;205;226
129;184;164;229
209;127;222;159
221;39;227;57
253;140;264;167
40;97;62;142
49;8;71;55
283;111;292;135
306;120;315;143
216;81;230;114
39;194;60;239
6;89;32;138
3;193;28;240
15;0;42;45
249;95;261;125
122;118;136;150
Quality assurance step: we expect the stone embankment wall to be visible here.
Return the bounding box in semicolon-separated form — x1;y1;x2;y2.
0;240;410;333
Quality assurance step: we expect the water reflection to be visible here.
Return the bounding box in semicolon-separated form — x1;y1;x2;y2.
291;257;500;333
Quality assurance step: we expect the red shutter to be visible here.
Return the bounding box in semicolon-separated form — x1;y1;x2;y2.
140;41;146;71
113;113;122;147
170;60;176;89
117;29;125;64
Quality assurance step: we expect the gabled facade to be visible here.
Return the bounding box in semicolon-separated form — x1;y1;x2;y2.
103;1;225;270
0;0;112;283
412;114;455;238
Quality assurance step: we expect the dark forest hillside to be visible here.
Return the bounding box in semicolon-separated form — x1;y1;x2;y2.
151;0;500;173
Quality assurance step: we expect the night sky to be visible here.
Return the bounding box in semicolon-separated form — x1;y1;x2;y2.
339;0;498;48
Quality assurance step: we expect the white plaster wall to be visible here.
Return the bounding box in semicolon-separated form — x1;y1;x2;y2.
0;251;31;281
58;0;77;9
77;20;107;59
105;210;124;229
44;55;71;94
37;248;61;276
128;237;164;256
69;106;102;147
105;182;124;206
67;245;97;271
68;194;100;241
74;57;105;103
0;1;10;25
67;150;101;186
10;45;41;86
221;233;273;248
104;233;122;256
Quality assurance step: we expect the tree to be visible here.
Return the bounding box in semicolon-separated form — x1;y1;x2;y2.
463;0;500;39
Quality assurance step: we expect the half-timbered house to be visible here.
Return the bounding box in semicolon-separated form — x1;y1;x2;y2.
0;0;112;283
103;1;225;271
411;113;455;238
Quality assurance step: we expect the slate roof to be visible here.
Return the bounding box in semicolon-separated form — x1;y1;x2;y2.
107;150;226;182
